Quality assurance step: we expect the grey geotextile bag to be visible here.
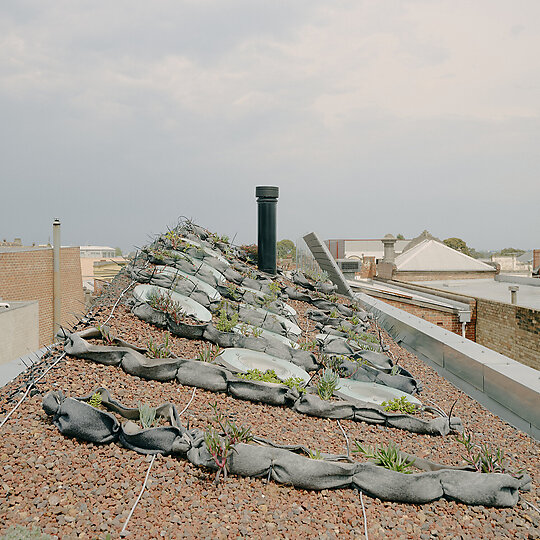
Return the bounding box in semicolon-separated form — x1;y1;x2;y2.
64;333;129;366
227;379;300;407
42;390;120;444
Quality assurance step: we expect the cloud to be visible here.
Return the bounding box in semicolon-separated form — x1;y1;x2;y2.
0;0;539;250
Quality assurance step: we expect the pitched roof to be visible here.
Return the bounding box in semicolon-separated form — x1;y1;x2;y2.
517;250;532;264
395;239;495;272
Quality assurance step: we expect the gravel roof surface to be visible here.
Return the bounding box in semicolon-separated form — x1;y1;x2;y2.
1;264;538;540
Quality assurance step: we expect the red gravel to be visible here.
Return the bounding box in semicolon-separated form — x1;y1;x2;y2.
0;272;538;539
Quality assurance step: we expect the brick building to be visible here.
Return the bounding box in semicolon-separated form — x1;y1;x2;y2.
0;246;84;346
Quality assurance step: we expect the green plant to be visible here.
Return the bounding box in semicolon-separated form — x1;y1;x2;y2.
210;233;229;244
349;315;360;326
283;376;306;394
390;365;400;376
147;332;172;358
138;403;158;429
321;355;348;376
96;324;114;345
455;432;521;476
226;284;242;301
328;294;340;303
268;282;281;295
299;339;318;352
88;392;102;409
381;396;417;415
329;308;340;319
237;323;262;337
307;449;323;460
237;369;306;394
258;293;278;308
0;525;52;539
353;442;415;473
197;343;221;363
305;268;329;283
204;427;231;484
164;230;182;249
216;306;239;333
205;402;252;484
147;289;182;315
316;368;340;400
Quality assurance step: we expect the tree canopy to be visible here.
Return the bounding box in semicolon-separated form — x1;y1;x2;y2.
496;247;526;257
277;239;296;259
443;237;471;256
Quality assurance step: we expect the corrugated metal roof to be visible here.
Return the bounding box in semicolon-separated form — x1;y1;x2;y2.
395;239;494;272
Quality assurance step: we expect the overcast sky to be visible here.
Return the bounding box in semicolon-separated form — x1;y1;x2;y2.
1;1;539;252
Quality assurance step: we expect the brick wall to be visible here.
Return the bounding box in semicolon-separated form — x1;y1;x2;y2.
395;271;496;282
376;296;477;340
0;248;84;346
476;299;539;370
360;256;376;279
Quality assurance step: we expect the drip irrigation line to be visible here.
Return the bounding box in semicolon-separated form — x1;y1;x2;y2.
336;420;350;458
1;352;67;429
178;388;196;417
359;490;369;540
102;279;137;327
121;454;156;536
522;499;540;514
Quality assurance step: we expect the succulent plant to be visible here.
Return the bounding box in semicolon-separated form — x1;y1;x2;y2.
316;368;340;400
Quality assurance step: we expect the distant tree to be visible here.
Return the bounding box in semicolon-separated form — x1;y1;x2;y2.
114;247;122;256
277;239;296;260
497;247;525;257
443;237;471;256
396;234;405;240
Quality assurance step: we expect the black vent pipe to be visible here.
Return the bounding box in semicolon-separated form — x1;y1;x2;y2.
256;186;279;275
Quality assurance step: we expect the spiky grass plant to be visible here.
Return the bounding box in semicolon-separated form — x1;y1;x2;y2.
316;368;340;400
353;442;415;474
455;432;522;476
96;324;114;345
321;355;348;376
138;403;157;429
307;449;323;460
197;343;221;363
147;332;172;358
204;402;253;484
299;338;318;352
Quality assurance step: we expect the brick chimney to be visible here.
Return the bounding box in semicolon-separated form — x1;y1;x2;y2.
533;249;540;277
377;234;397;280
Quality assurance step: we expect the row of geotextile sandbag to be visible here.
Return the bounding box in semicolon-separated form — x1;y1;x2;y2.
41;387;527;507
63;332;459;436
131;302;318;371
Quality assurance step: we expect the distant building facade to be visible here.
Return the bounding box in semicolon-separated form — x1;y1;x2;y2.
80;246;116;258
